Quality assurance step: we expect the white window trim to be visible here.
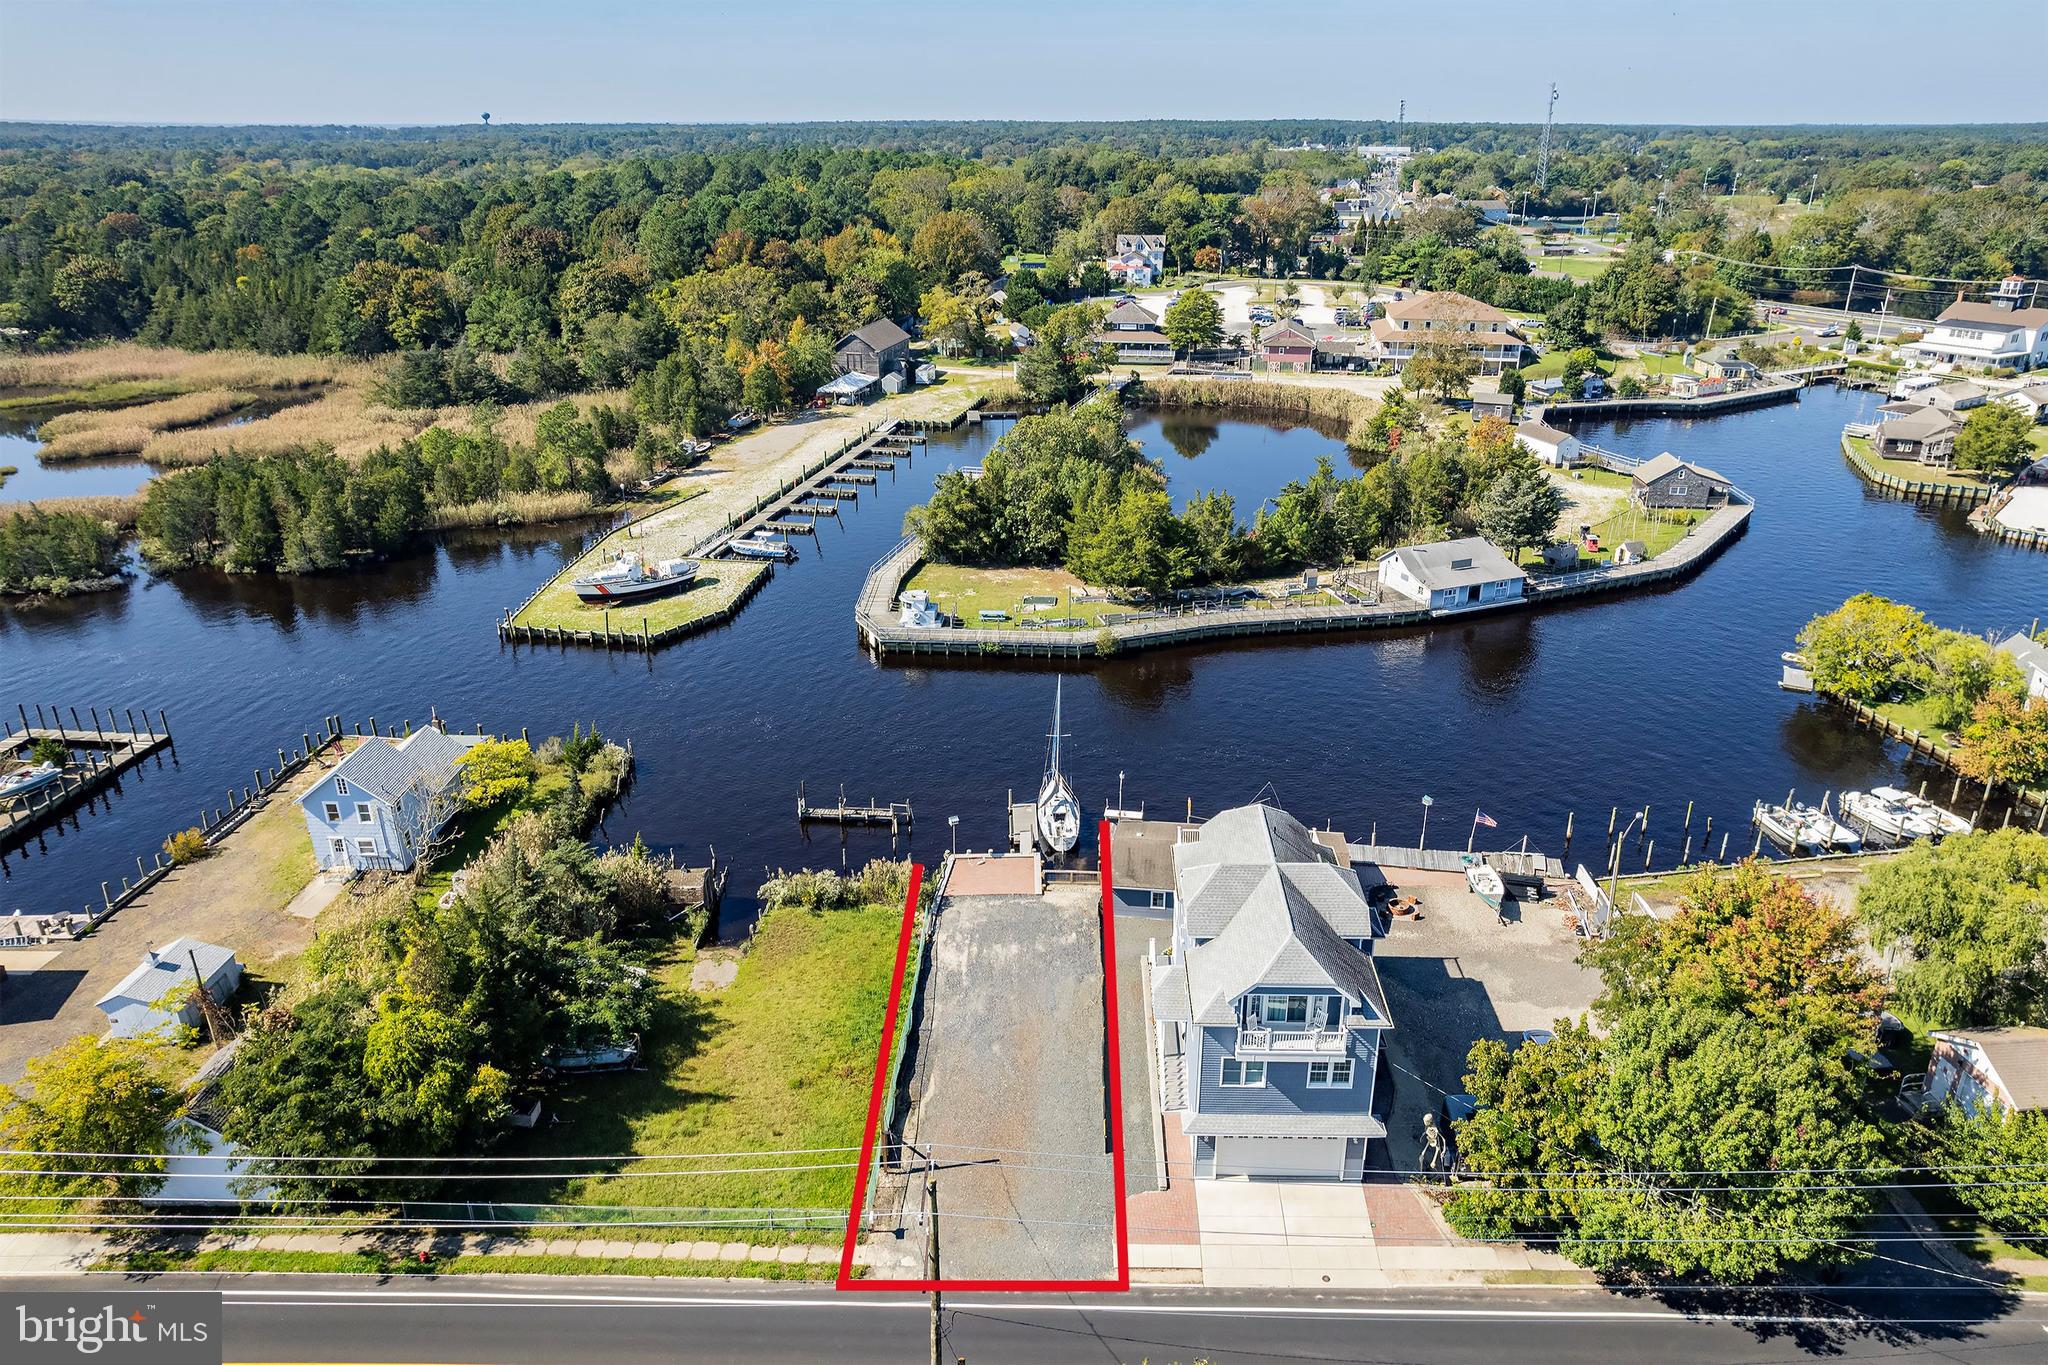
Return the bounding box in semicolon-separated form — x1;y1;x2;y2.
1148;890;1169;910
1220;1058;1267;1088
354;838;376;856
323;802;340;822
1307;1059;1355;1089
334;777;349;796
355;803;373;823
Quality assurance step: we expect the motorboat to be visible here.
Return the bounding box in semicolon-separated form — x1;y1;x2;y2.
1035;679;1082;855
728;533;796;562
571;556;697;605
0;761;63;803
1755;799;1861;854
1872;786;1971;839
1840;790;1919;842
1463;859;1506;911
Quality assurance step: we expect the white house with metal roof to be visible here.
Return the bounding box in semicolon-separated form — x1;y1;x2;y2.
1997;631;2048;701
96;937;242;1039
1148;803;1392;1181
1376;537;1527;612
299;726;485;873
1514;418;1579;468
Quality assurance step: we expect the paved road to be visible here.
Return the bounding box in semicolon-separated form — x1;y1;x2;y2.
4;1275;2041;1363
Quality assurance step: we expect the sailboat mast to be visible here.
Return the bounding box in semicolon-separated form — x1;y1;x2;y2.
1047;678;1064;777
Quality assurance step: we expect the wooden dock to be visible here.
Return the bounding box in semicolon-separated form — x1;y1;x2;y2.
832;471;878;485
851;458;897;471
797;783;913;834
768;519;818;534
1;708;172;850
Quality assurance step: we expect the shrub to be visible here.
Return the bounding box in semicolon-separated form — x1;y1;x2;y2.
29;737;68;766
163;828;208;864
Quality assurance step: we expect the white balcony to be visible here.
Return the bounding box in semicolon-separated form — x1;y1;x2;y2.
1236;1024;1351;1057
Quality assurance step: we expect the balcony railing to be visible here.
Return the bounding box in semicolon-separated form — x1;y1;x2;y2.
1237;1024;1350;1056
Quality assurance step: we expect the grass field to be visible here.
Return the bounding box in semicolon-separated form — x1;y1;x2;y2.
1842;434;1999;490
504;897;905;1241
510;522;770;638
904;562;1337;630
1519;349;1618;382
1531;255;1612;281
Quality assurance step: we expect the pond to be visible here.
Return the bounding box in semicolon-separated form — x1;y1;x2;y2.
2;386;2040;936
0;417;156;502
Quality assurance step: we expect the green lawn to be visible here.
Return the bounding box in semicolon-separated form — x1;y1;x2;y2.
1583;504;1708;560
904;562;1337;631
1842;434;1999;491
1519;349;1618;381
1530;255;1612;280
1633;351;1693;378
1560;464;1633;492
504;899;904;1242
513;560;769;637
1875;695;1956;745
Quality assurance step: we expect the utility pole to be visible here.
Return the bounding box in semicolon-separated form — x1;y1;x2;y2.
1537;83;1559;197
1841;263;1859;331
925;1173;943;1365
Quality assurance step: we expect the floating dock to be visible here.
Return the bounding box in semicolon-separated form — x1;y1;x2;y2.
2;709;172;849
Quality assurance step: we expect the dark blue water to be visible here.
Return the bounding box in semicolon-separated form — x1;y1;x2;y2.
2;385;2040;929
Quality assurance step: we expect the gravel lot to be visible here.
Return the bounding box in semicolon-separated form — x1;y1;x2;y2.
899;886;1118;1282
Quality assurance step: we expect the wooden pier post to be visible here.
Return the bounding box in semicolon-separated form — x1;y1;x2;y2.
1683;800;1693;831
158;710;168;739
1608;807;1617;836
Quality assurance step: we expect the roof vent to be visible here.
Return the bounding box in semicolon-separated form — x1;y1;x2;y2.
1451;557;1473;570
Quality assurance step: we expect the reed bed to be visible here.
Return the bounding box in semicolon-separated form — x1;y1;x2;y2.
432;387;634;446
2;491;147;528
37;389;259;459
428;490;602;530
1140;377;1375;442
140;388;432;465
0;344;363;394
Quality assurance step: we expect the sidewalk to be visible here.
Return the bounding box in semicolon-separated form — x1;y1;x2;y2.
0;1230;864;1275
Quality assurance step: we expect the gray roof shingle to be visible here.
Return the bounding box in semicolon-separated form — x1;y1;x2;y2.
1379;536;1526;592
326;728;482;806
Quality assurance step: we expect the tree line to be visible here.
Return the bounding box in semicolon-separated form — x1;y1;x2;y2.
904;391;1566;596
0;504;124;593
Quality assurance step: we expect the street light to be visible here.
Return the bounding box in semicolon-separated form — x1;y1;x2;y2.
1419;795;1434;851
948;815;959;856
1606;810;1645;913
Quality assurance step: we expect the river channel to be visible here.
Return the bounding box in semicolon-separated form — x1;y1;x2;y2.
2;384;2040;932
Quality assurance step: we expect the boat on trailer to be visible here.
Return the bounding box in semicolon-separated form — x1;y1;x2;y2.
1035;679;1081;856
1463;858;1506;911
571;556;698;605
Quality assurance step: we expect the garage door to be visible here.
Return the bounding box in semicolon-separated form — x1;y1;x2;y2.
1211;1136;1345;1180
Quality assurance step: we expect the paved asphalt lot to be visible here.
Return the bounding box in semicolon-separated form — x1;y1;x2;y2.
5;1276;2040;1363
898;887;1117;1282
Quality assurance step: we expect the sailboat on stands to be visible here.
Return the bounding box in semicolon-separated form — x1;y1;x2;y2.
1036;679;1082;855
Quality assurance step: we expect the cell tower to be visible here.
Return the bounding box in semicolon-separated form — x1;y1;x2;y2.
1537;84;1559;195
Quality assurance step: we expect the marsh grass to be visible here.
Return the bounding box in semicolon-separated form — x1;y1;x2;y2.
429;490;603;530
7;492;147;528
0;344;362;394
37;389;259;459
140;387;431;464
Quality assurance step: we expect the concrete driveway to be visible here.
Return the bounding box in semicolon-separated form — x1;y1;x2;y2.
896;886;1117;1282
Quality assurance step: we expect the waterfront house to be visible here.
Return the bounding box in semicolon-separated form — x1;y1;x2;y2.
1109;817;1198;914
1377;537;1527;611
299;726;484;874
96;937;242;1039
1926;1027;2048;1117
1631;452;1732;509
1996;383;2048;423
1874;405;1961;467
1367;291;1527;377
1095;300;1174;364
1149;802;1392;1180
1469;386;1514;421
1903;295;2048;373
1515;418;1579;468
834;317;912;381
1697;354;1762;388
1925;380;1991;414
1256;321;1317;373
1996;631;2048;701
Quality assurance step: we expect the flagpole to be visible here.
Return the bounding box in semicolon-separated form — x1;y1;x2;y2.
1468;808;1480;853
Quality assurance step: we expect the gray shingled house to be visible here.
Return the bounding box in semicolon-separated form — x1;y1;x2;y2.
834;317;912;380
1148;803;1392;1180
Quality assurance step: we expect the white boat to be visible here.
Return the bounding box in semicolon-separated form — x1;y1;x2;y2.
571;555;697;604
1802;806;1863;853
1753;800;1816;852
1755;799;1861;854
1873;786;1971;839
0;761;63;802
728;533;796;562
1035;679;1081;855
1463;860;1506;911
1840;790;1920;842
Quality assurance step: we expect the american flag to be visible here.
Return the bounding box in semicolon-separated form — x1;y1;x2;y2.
1474;810;1498;829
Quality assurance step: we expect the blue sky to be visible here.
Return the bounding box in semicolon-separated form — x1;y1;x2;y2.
5;0;2045;127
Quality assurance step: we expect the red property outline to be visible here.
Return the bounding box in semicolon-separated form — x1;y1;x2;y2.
836;826;1131;1292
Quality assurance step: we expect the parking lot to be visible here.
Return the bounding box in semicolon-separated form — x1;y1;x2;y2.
895;886;1119;1282
1369;868;1603;1173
